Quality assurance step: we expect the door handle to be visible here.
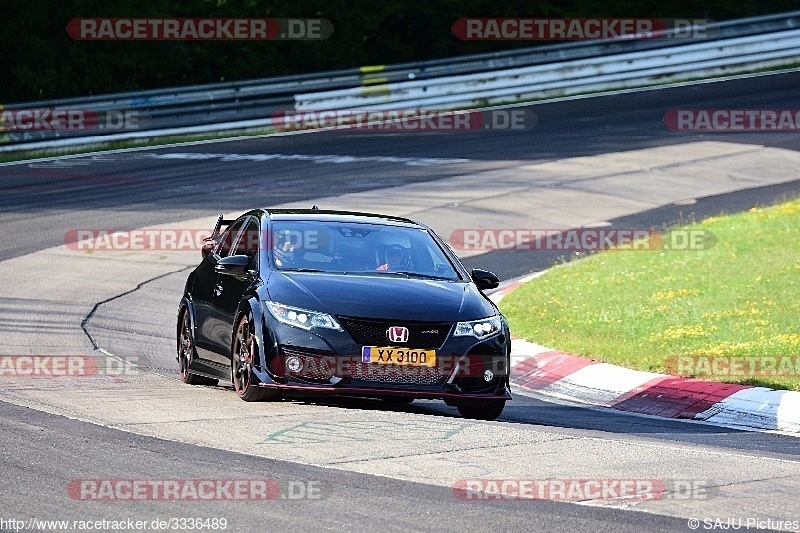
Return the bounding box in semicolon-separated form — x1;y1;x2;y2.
214;282;223;296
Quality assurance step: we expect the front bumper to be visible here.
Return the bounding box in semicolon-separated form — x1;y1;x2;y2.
255;314;511;401
255;381;512;402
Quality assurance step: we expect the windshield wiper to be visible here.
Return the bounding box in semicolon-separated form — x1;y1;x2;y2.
381;271;457;281
281;268;352;274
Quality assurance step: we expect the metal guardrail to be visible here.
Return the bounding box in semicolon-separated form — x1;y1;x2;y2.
296;29;800;111
2;11;800;151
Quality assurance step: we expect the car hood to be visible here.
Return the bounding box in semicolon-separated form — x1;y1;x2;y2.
266;272;497;322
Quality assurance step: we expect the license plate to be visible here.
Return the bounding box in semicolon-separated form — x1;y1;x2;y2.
362;347;436;367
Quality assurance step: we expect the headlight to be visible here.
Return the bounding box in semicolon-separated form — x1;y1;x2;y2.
453;316;502;339
265;302;343;331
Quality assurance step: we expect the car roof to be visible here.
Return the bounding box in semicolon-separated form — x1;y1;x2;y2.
261;209;424;228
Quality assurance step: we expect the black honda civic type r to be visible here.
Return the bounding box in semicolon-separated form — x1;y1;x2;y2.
177;208;511;420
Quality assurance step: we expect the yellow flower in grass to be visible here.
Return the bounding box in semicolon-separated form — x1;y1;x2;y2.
775;200;800;215
688;340;758;355
774;333;800;346
714;308;749;318
652;288;700;301
649;324;709;343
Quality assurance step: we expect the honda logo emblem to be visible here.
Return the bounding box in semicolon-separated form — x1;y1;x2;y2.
386;326;409;343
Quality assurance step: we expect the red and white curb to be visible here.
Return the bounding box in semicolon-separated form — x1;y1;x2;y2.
489;276;800;434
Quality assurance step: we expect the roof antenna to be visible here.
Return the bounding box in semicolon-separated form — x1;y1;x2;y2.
311;204;319;210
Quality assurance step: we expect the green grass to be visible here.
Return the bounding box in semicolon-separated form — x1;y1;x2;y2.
500;198;800;391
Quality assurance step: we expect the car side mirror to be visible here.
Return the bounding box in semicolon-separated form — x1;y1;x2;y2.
471;268;499;290
215;254;252;275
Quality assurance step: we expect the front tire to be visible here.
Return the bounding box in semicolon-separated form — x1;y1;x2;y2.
178;308;218;386
232;311;278;402
456;400;506;421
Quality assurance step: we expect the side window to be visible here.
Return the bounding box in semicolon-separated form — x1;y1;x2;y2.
215;218;245;258
232;218;259;265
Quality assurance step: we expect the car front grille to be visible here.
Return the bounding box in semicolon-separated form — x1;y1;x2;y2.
344;362;449;386
279;346;451;386
338;317;452;348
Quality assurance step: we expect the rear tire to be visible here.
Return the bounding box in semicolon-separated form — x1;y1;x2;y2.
456;400;506;421
178;308;218;386
232;311;279;402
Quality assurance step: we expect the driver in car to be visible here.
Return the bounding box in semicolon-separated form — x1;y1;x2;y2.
376;243;412;271
273;230;297;268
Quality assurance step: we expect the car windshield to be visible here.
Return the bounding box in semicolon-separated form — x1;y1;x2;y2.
269;220;462;281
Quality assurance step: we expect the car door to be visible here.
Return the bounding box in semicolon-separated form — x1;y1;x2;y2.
194;217;246;364
208;216;260;363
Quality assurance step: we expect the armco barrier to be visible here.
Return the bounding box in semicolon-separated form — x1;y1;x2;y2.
295;29;800;110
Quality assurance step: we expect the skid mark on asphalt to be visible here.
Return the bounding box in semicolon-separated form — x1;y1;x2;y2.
81;265;192;350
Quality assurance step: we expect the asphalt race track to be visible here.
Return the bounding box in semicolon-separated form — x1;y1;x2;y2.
2;71;800;532
3;70;800;263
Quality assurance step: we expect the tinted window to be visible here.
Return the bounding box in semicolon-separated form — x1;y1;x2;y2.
216;218;245;258
232;218;259;265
